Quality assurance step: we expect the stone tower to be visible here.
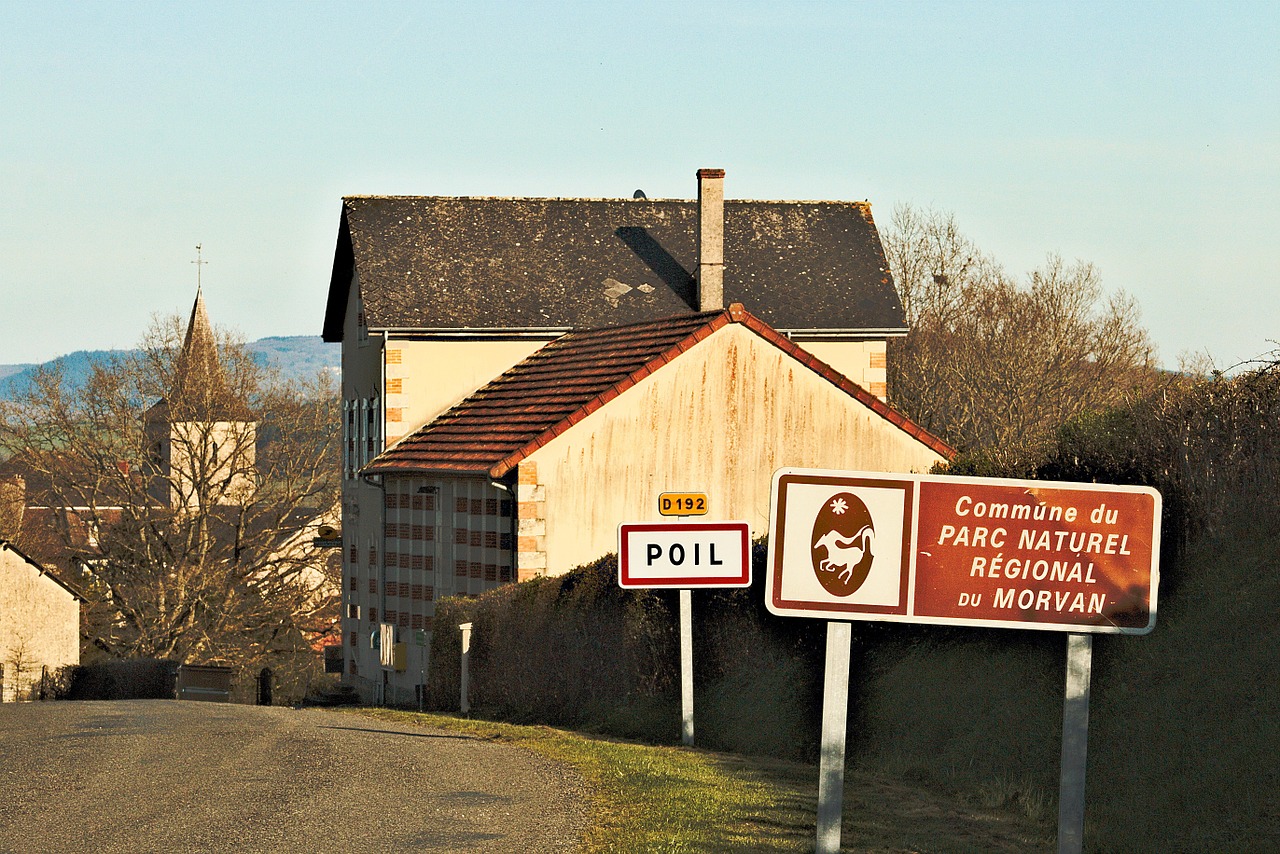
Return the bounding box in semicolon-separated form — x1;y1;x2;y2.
144;288;256;509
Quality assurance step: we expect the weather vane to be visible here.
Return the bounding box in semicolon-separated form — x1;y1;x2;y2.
191;243;207;291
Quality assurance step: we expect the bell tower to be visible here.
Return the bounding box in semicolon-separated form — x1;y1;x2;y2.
144;250;256;509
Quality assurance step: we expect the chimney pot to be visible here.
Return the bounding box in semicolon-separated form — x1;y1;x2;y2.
696;168;725;312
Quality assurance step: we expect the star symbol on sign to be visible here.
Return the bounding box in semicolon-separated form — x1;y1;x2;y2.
830;498;848;515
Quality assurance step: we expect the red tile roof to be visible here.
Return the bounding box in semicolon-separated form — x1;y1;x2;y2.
365;304;954;479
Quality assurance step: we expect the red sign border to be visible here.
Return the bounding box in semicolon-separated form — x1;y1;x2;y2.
618;521;752;589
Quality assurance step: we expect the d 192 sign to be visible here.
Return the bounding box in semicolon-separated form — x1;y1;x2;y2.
766;468;1161;634
618;521;752;589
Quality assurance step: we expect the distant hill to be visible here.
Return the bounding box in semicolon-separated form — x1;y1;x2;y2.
0;336;340;400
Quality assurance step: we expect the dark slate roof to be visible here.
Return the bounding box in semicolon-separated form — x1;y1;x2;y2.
365;305;953;479
322;196;905;341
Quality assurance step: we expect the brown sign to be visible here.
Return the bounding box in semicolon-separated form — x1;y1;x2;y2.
766;469;1161;634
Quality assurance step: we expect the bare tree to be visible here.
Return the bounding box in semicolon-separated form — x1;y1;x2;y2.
0;314;339;692
883;205;1157;467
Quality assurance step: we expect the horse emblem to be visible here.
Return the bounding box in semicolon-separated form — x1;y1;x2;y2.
810;492;876;596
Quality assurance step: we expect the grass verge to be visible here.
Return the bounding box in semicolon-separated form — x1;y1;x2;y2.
339;707;1051;852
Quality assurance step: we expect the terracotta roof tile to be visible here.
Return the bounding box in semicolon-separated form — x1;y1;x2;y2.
365;307;953;479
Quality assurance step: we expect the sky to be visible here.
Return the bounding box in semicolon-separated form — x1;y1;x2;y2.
2;1;1276;369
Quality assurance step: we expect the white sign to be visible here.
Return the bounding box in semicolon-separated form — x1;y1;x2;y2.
618;521;751;588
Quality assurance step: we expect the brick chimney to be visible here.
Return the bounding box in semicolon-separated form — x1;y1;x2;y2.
696;168;725;311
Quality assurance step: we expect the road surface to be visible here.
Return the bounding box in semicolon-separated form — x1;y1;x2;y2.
0;700;587;853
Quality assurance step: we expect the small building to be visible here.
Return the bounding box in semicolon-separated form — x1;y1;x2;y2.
0;540;80;701
357;304;951;703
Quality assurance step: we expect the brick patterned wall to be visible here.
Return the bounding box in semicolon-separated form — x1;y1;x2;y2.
517;461;547;581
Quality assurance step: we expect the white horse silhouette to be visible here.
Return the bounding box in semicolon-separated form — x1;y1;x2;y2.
814;526;875;584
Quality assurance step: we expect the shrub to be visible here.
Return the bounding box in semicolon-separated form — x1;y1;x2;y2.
426;546;830;757
64;658;179;700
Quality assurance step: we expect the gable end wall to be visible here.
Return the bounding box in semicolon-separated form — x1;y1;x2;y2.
527;324;943;574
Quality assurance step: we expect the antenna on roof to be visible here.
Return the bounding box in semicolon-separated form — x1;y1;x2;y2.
191;243;207;292
633;189;647;199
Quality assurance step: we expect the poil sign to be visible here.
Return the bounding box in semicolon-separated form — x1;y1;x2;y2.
618;521;752;589
766;469;1161;634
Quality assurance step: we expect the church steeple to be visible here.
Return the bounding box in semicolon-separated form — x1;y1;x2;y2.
144;261;257;510
168;285;250;422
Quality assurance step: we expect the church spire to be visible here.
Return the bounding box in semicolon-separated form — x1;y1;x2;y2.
168;255;250;421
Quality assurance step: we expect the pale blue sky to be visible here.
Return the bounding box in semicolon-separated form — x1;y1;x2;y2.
2;1;1276;368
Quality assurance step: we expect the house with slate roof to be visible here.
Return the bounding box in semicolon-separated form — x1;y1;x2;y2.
322;170;950;703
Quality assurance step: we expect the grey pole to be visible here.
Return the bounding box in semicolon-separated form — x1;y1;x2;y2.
817;620;852;853
680;588;694;746
459;622;474;715
1057;632;1093;854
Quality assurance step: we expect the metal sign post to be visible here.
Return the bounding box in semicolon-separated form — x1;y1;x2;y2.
817;621;852;853
1058;633;1093;854
619;500;751;749
680;589;695;746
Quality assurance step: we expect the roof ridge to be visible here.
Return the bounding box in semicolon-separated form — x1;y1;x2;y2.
342;195;871;208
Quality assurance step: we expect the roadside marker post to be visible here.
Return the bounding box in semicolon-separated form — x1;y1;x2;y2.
767;468;1161;853
459;621;473;715
619;498;750;747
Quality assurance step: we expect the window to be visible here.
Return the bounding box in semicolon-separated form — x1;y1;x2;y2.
365;394;380;461
343;400;357;479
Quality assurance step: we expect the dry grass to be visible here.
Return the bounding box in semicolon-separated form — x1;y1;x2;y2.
343;707;1052;852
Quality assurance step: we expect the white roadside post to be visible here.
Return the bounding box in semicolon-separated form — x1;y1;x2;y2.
619;498;750;749
459;621;473;715
766;468;1162;854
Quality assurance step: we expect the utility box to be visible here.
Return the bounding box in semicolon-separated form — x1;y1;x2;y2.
176;664;233;702
392;642;407;673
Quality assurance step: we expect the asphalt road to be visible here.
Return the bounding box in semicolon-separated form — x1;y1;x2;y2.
0;700;588;853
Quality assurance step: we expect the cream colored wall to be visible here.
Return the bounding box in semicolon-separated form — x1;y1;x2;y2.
163;420;257;509
529;324;944;575
795;339;888;401
0;546;78;701
383;339;546;445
